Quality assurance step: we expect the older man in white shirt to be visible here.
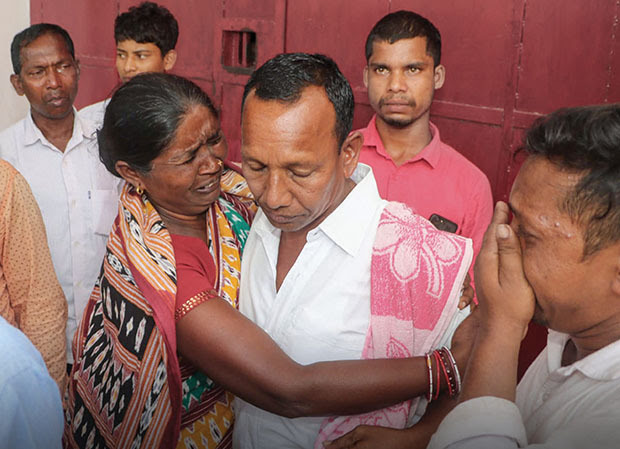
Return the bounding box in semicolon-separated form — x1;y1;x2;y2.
0;24;120;364
234;53;475;449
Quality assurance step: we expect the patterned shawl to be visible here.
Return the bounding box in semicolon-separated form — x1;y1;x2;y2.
64;168;254;449
315;202;473;447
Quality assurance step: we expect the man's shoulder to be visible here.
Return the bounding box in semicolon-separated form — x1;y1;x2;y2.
0;159;19;182
433;137;491;189
378;201;469;241
0;117;29;159
79;99;109;126
0;317;47;377
0;116;27;141
80;98;108;113
353;117;377;144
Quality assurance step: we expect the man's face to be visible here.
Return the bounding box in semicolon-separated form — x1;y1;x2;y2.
116;40;176;83
509;156;619;335
364;37;444;128
241;86;360;236
10;33;79;122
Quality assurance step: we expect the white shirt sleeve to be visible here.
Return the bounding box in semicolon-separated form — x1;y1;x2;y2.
428;396;620;449
428;397;525;449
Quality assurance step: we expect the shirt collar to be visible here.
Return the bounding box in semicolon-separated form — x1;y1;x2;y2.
253;163;384;257
361;114;443;169
23;107;97;150
547;330;620;381
312;163;383;256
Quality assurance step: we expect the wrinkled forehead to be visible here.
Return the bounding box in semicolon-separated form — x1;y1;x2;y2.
21;32;73;65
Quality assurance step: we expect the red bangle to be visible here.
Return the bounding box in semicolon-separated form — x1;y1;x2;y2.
433;350;441;401
437;350;453;397
441;347;461;396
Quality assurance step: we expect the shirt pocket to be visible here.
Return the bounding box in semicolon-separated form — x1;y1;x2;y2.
91;189;118;236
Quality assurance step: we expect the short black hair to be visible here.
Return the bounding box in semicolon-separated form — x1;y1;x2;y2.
99;73;217;177
242;52;354;149
524;103;620;257
114;1;179;55
365;10;441;66
11;23;75;74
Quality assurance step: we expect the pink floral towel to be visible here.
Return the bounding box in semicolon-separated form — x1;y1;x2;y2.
315;202;473;447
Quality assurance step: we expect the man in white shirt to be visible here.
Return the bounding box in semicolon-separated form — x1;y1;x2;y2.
427;104;620;449
234;53;474;449
0;23;120;366
80;1;178;126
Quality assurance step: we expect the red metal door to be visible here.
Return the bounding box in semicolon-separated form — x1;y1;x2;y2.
31;0;620;371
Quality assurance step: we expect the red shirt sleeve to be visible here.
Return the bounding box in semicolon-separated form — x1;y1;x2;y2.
170;234;217;321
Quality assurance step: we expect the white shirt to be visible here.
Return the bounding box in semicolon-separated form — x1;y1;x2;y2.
235;164;465;449
429;331;620;449
0;110;121;362
79;98;109;129
0;315;63;449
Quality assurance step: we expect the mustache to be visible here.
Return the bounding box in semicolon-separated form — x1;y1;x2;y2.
378;96;416;108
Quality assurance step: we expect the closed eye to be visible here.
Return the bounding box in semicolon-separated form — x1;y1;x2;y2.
515;226;537;243
290;170;312;178
206;132;223;146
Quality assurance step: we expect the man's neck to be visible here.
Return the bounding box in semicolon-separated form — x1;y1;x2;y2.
375;115;432;167
31;109;75;153
275;177;356;291
564;317;620;365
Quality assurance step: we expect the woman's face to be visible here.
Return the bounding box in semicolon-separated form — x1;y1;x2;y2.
138;104;228;220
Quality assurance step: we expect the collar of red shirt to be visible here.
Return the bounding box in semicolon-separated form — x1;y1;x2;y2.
360;114;442;168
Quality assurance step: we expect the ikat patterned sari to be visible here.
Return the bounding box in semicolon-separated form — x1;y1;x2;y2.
64;168;255;449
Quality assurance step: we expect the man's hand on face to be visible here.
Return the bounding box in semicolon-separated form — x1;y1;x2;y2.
474;201;536;338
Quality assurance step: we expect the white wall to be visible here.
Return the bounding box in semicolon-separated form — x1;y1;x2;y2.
0;0;29;130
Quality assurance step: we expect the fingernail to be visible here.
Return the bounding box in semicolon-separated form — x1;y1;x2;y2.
497;224;510;239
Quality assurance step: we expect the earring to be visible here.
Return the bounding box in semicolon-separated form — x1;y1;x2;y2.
217;159;223;167
136;185;144;195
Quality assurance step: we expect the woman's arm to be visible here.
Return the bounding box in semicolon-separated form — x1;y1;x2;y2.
177;296;445;418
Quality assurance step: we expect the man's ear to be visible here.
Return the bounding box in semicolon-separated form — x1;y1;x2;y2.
115;160;145;190
363;65;369;89
340;130;363;178
10;74;24;96
163;50;178;72
434;64;446;90
75;59;81;79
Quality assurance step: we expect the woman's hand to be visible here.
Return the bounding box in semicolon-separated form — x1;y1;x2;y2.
323;425;412;449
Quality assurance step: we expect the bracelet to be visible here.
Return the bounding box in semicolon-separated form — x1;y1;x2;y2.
433;350;441;401
436;350;453;397
439;347;462;397
425;352;433;403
